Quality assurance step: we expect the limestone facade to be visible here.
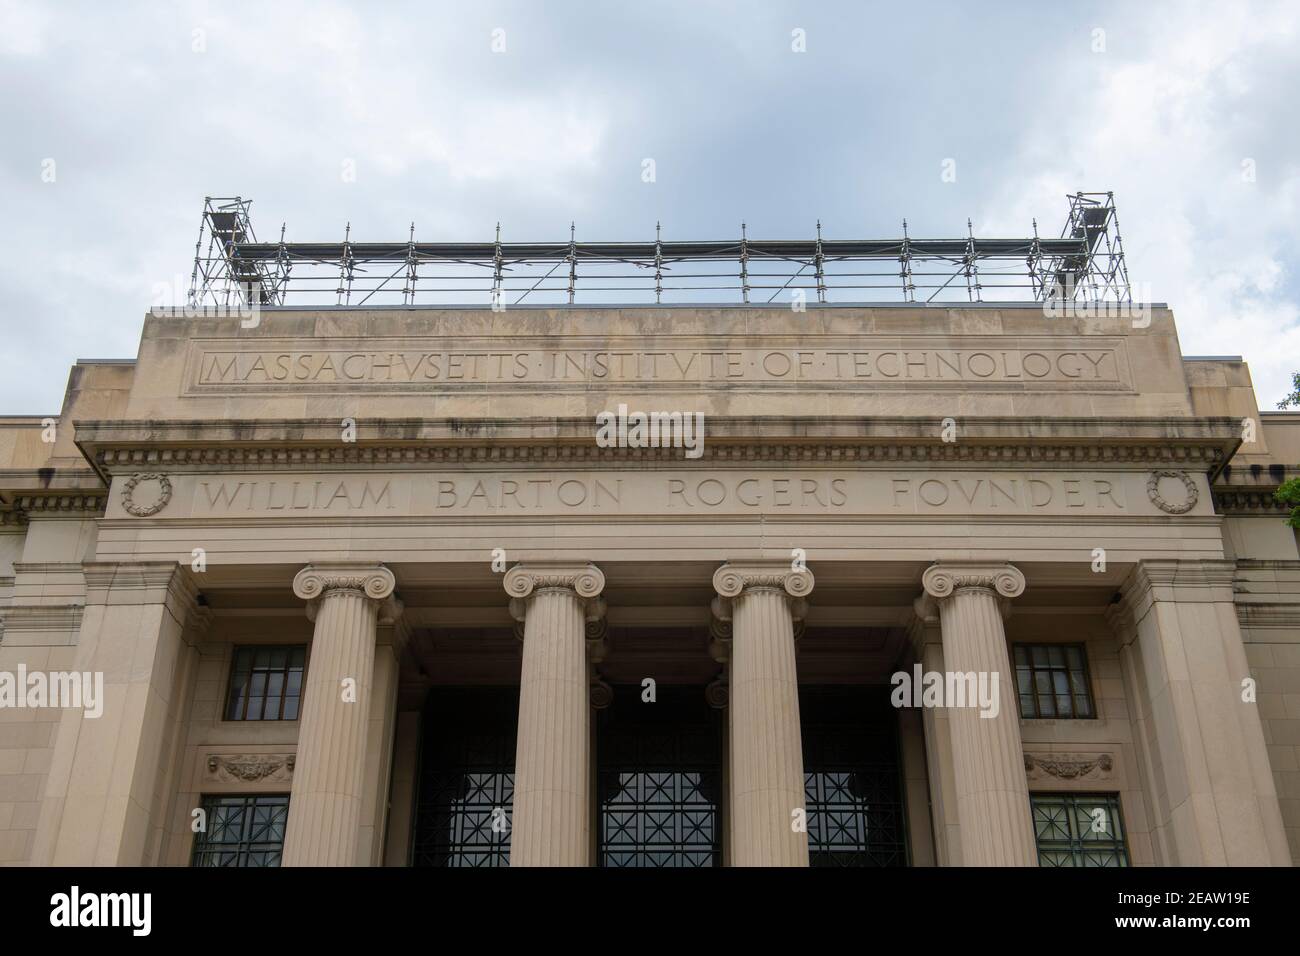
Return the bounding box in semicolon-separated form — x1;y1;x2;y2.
0;303;1296;866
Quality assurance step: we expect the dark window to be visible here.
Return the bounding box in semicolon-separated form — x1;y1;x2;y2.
801;686;908;867
1032;792;1129;866
225;645;306;721
190;794;289;867
412;688;517;867
598;685;722;868
1014;643;1095;718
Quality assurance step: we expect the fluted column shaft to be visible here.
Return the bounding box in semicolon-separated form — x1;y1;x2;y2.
714;561;813;867
283;564;397;867
505;563;605;866
922;562;1035;867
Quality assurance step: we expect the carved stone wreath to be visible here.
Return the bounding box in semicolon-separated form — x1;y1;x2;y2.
120;473;172;517
1146;470;1198;515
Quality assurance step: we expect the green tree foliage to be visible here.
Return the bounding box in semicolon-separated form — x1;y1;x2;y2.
1276;477;1300;529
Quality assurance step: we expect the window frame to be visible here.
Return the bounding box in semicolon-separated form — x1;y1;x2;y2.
222;643;308;722
1030;791;1130;867
189;793;291;867
1013;641;1097;720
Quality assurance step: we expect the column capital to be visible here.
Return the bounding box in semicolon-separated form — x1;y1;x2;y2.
505;562;607;636
293;563;399;621
921;561;1025;601
712;560;814;603
503;562;605;602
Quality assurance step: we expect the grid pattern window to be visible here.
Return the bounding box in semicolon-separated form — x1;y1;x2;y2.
801;687;908;867
413;688;517;867
1014;643;1094;718
190;794;289;867
225;645;306;721
597;686;721;868
1031;793;1129;867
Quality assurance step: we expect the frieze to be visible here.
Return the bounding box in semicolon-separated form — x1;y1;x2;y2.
1024;752;1114;781
205;753;295;784
108;469;1215;520
183;336;1132;394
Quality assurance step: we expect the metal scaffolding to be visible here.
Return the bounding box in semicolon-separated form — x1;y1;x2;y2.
187;191;1131;309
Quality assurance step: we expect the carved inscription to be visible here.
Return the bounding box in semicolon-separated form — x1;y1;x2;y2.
169;470;1204;519
186;338;1129;393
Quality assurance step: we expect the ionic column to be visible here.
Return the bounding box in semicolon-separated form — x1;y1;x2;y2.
920;561;1035;866
713;561;813;867
504;562;606;866
283;563;400;867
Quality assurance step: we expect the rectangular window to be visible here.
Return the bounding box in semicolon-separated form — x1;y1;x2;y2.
190;794;289;867
1031;792;1129;867
225;645;306;721
1014;643;1094;718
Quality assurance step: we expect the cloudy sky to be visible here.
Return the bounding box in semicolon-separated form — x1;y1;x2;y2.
2;0;1298;411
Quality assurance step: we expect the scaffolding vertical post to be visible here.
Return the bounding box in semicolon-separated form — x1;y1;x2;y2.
188;200;208;309
337;222;353;306
814;220;826;304
403;222;417;305
568;221;577;305
900;219;914;303
654;222;663;305
963;218;982;302
739;222;750;304
1028;218;1044;300
492;223;503;307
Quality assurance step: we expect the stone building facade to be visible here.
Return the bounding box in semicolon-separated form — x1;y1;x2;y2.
0;302;1296;867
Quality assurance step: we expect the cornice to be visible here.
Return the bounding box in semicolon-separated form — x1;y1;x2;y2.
7;491;107;520
0;604;84;635
81;561;202;625
1236;603;1300;629
1212;489;1290;514
74;416;1241;476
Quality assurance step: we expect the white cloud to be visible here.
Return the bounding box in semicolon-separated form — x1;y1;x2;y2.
982;0;1300;406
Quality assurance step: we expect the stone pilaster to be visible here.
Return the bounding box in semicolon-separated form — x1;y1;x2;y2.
920;561;1036;866
713;560;813;867
31;562;203;866
1112;560;1290;866
282;563;399;867
504;562;606;867
907;600;960;866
